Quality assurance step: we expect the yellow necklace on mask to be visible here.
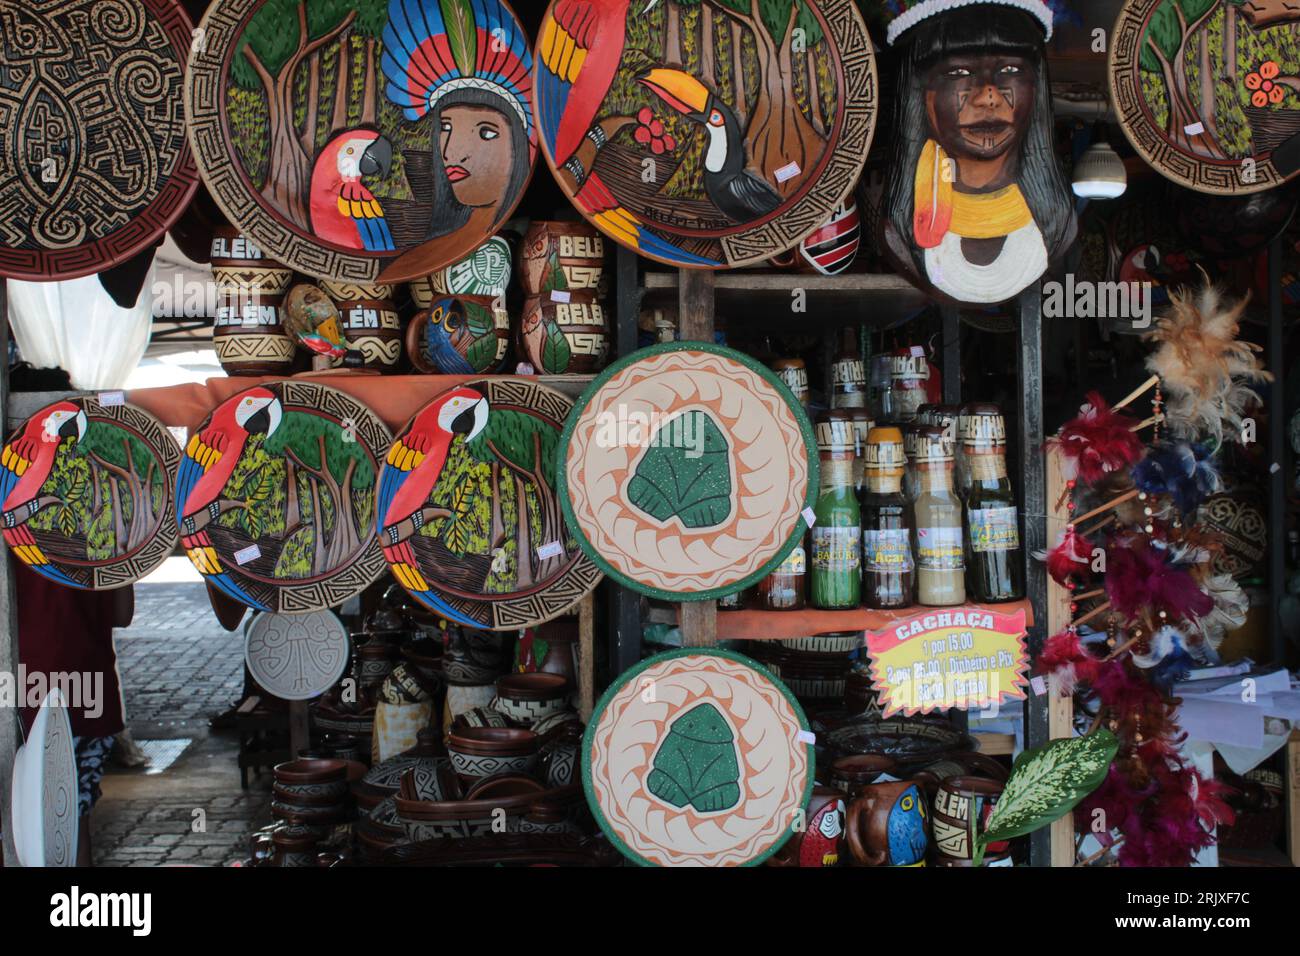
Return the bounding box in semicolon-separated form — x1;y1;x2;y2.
913;140;1033;247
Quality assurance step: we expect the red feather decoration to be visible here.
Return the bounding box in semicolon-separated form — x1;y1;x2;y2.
1105;539;1214;624
1053;391;1145;485
1044;526;1094;587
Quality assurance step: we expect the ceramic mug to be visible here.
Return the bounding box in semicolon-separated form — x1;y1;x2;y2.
768;786;846;867
518;293;609;374
518;220;606;295
931;775;1007;864
830;754;897;800
845;780;928;867
406;295;509;375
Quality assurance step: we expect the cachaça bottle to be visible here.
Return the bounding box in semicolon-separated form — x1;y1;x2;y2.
811;412;862;609
961;404;1024;602
861;426;915;610
756;533;806;610
847;406;874;493
912;426;965;607
772;357;811;418
889;347;931;422
831;329;867;409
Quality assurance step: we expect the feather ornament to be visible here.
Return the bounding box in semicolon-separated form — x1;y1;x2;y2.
1105;539;1214;624
1053;391;1146;485
1130;626;1195;693
1038;629;1100;695
1040;526;1094;587
1131;443;1222;517
1191;573;1250;652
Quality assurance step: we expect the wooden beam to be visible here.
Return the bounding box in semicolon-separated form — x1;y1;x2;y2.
609;247;644;675
1287;729;1300;865
1045;443;1077;867
577;593;595;720
0;280;17;866
678;269;718;648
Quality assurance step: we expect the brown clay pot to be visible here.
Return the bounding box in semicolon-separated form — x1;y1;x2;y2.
446;727;540;784
333;297;402;373
518;221;607;295
212;293;296;375
209;226;294;297
931;775;1007;864
494;673;570;724
830;754;898;800
845;780;929;867
517;293;609;374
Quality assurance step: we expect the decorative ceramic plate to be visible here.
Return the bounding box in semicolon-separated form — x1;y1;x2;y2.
533;0;877;268
1;398;180;589
584;649;813;867
827;716;974;771
1110;0;1300;194
186;0;536;283
245;609;351;701
10;689;77;867
0;0;200;281
378;378;601;630
176;381;392;612
560;343;817;601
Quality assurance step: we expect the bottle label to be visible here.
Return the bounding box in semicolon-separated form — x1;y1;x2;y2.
969;506;1021;553
812;527;860;572
862;528;914;573
916;526;964;570
777;546;806;574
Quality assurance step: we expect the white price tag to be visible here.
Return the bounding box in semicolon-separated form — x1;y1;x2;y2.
1031;675;1048;697
796;730;816;746
234;544;261;566
774;162;801;184
537;541;564;561
549;290;572;304
1184;122;1205;136
514;362;536;376
802;507;817;528
98;391;126;407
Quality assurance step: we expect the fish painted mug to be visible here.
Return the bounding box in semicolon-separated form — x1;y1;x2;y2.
845;780;928;867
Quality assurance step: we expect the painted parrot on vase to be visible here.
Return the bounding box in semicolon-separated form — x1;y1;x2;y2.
0;402;87;586
535;0;720;267
309;129;397;253
175;389;283;611
377;387;489;626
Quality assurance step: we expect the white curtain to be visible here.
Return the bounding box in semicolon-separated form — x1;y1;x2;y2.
7;271;154;390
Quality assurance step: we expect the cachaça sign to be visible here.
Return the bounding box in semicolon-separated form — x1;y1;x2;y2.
865;608;1029;718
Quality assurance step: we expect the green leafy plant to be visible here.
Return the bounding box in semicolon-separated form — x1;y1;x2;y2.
974;729;1118;866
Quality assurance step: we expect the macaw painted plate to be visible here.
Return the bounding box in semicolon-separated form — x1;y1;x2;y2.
0;398;180;590
1110;0;1300;194
532;0;877;268
10;689;77;867
0;0;201;281
176;381;392;613
185;0;537;283
584;649;813;867
377;377;601;630
245;609;351;701
559;342;817;601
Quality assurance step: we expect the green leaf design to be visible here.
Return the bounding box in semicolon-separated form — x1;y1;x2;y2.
646;703;741;813
540;320;572;374
627;411;732;529
440;0;477;78
974;730;1118;865
443;475;475;554
462;301;502;372
57;505;78;539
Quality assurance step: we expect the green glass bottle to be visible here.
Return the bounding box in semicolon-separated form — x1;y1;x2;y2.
811;412;862;610
961;405;1024;602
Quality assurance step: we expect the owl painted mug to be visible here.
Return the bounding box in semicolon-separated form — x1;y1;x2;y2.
845;780;928;867
405;295;510;375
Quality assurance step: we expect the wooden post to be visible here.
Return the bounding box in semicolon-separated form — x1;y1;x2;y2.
1287;729;1300;865
678;269;717;649
1045;443;1077;866
609;247;645;674
577;593;595;720
0;280;16;867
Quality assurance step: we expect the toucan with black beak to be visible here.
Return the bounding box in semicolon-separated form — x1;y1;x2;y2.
640;68;783;225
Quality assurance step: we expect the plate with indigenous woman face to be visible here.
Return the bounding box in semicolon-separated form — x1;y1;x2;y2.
376;378;601;630
0;0;201;281
559;342;817;601
175;382;392;612
0;399;180;589
584;649;813;867
532;0;877;268
1110;0;1300;194
185;0;536;283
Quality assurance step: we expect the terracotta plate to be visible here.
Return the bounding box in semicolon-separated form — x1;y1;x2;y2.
533;0;877;268
176;381;392;612
584;649;813;867
186;0;537;283
1110;0;1300;194
377;377;601;630
245;609;351;701
1;398;180;590
559;343;817;601
0;0;200;281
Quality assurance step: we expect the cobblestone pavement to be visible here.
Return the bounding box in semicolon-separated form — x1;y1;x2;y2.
93;580;272;867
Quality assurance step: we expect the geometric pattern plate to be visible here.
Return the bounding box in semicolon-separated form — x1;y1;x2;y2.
1;398;181;590
0;0;201;280
1110;0;1300;194
583;649;813;867
10;689;77;867
377;377;601;631
185;0;537;283
533;0;877;268
175;381;392;613
245;609;350;701
559;343;817;601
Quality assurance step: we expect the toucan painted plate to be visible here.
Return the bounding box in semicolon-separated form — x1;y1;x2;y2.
1110;0;1300;194
559;343;817;601
0;0;201;281
176;381;392;613
377;377;601;630
245;609;351;701
11;689;77;867
584;649;813;867
0;398;180;590
185;0;537;283
532;0;877;268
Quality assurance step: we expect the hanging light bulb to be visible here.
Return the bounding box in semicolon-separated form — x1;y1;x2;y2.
1073;125;1128;200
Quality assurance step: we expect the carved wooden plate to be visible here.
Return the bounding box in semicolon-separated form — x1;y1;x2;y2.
0;0;200;280
1110;0;1300;194
533;0;877;268
176;381;392;612
560;343;817;601
377;377;601;630
245;609;351;701
185;0;537;283
10;689;78;867
584;649;813;867
1;398;180;590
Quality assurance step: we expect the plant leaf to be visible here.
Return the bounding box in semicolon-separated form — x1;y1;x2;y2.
626;411;732;530
540;319;572;374
974;729;1118;865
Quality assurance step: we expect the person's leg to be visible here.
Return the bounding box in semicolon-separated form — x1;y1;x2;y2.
72;735;115;866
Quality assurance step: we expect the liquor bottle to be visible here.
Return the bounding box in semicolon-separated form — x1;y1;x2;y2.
962;405;1024;602
889;347;931;422
912;426;965;607
861;426;915;610
847;406;874;493
832;329;867;409
773;357;811;417
757;534;807;610
811;412;861;609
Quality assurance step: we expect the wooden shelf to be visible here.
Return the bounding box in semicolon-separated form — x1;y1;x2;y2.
674;599;1034;641
972;732;1016;757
